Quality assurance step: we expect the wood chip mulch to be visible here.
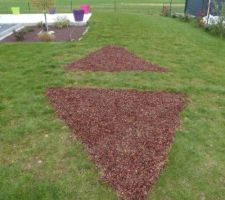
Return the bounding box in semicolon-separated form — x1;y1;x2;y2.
67;45;167;72
46;88;186;200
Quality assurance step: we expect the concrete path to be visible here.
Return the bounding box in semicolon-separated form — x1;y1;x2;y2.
0;24;24;40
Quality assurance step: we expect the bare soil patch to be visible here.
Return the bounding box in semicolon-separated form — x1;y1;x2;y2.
67;45;167;72
2;26;86;42
46;88;185;200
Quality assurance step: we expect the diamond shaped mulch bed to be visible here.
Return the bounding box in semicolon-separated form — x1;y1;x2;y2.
46;88;186;200
67;45;167;72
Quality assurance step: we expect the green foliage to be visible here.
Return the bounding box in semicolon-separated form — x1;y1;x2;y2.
12;27;34;41
161;5;171;17
53;16;70;29
195;11;206;28
24;27;35;32
31;0;55;31
31;0;54;12
12;29;26;41
205;24;224;38
36;21;44;28
212;0;225;38
199;1;225;38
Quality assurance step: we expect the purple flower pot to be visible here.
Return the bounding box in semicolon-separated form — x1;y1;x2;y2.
73;9;84;22
49;8;56;14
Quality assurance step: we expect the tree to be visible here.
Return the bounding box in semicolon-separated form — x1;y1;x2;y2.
31;0;54;32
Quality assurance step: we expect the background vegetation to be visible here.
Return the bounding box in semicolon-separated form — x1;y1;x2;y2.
0;0;185;14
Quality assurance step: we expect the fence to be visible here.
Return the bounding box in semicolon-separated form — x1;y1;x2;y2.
0;0;185;15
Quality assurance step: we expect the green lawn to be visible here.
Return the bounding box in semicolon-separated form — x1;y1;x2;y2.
0;0;185;14
0;11;225;200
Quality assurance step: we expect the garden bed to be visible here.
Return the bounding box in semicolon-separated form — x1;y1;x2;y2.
68;45;168;72
2;25;87;42
46;88;186;200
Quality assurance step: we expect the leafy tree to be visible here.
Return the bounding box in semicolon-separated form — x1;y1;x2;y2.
31;0;54;32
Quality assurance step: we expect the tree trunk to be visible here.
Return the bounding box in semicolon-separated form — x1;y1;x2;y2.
44;11;48;32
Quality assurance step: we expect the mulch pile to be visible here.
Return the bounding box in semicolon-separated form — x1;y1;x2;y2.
67;45;167;72
46;88;186;200
2;26;86;42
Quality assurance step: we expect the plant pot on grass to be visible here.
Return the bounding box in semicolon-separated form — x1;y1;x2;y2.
73;9;84;22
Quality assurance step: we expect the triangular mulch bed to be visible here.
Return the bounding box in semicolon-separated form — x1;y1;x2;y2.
46;88;185;200
67;45;167;72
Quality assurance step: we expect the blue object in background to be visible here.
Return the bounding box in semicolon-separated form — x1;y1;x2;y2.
184;0;225;16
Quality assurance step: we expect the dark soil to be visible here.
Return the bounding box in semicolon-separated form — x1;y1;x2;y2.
46;88;186;200
67;45;167;72
2;26;86;42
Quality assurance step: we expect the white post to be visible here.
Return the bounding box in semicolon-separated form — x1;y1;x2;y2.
207;0;212;25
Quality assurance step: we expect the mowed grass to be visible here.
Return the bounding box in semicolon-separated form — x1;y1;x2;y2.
0;0;185;14
0;11;225;200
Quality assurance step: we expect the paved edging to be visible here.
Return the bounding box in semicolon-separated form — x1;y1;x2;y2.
0;24;25;41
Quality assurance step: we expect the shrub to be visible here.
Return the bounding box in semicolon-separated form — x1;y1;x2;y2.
196;11;206;27
36;21;43;28
183;14;192;22
24;27;34;32
171;14;177;18
53;16;70;29
204;1;225;38
38;31;55;41
161;5;171;17
205;24;225;38
213;1;225;38
13;29;26;41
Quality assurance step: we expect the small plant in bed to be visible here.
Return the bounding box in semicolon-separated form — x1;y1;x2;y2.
13;29;26;41
53;16;71;29
13;27;34;41
36;21;44;28
38;31;55;42
24;27;34;33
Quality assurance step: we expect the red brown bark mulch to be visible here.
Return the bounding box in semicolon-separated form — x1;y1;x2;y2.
67;45;167;72
2;26;86;42
46;88;186;200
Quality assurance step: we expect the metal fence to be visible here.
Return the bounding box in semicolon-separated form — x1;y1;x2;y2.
0;0;185;15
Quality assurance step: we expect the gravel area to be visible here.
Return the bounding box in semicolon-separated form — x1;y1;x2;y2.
46;88;186;200
67;45;167;72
